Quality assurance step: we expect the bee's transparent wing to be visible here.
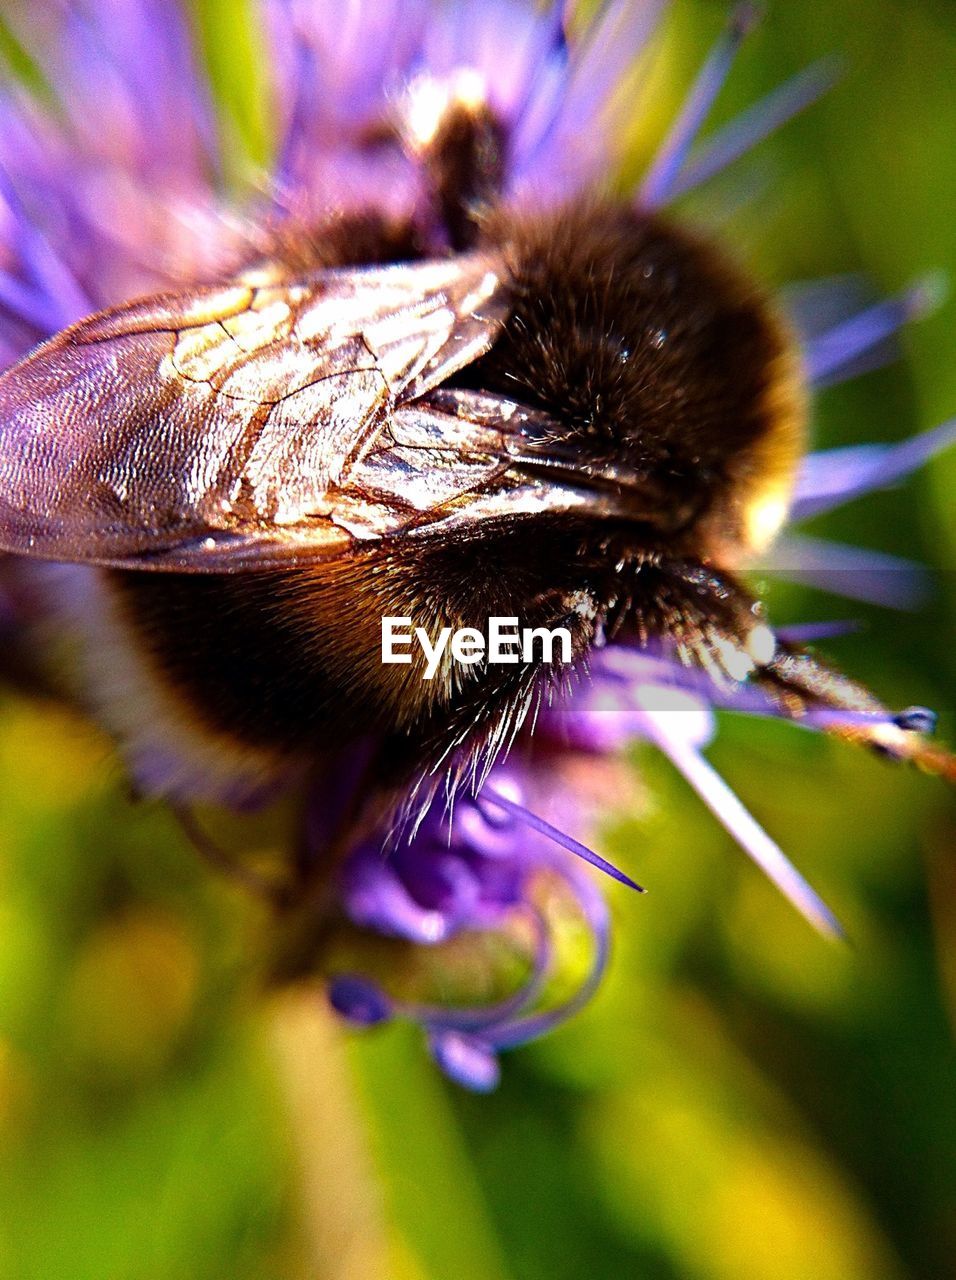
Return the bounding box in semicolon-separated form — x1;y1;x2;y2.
0;254;511;570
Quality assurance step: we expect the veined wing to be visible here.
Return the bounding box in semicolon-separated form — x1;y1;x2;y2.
0;252;510;570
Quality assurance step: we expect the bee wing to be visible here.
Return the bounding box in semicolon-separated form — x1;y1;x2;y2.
0;253;510;570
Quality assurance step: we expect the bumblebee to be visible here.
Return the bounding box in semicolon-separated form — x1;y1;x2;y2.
0;88;947;811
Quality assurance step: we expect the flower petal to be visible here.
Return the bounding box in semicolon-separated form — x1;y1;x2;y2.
792;418;956;520
428;1030;501;1091
512;0;666;198
329;974;394;1026
669;57;841;199
803;275;945;387
479;788;645;891
761;533;932;611
644;715;844;938
640;2;759;206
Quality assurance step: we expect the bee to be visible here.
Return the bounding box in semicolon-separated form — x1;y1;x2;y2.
0;84;949;816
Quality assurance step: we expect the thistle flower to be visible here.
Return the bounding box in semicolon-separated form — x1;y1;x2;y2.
0;0;952;1092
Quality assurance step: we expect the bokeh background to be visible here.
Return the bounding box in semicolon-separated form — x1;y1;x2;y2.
0;1;954;1277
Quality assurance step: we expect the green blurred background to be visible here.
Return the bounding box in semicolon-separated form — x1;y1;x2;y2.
0;1;954;1276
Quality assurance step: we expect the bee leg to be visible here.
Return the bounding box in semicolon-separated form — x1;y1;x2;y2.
629;555;956;780
754;645;956;779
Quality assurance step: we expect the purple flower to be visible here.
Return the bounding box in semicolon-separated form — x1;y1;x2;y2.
0;0;952;1090
332;763;615;1090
